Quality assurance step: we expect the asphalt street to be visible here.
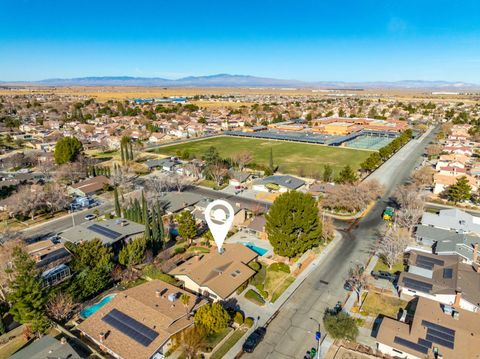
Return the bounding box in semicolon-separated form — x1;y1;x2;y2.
250;127;437;359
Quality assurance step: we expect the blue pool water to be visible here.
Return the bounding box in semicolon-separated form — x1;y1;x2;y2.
242;242;268;256
80;294;116;319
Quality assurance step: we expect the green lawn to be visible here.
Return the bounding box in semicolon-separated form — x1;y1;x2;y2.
152;136;371;177
210;327;248;359
203;328;233;353
374;259;404;274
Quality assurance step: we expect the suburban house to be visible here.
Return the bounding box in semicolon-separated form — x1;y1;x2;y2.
158;192;203;214
376;297;480;359
415;225;480;264
228;170;251;187
78;280;206;359
421;208;480;233
252;175;305;193
9;335;83;359
433;173;478;194
192;198;247;226
169;243;258;301
145;158;179;172
25;239;72;287
68;175;111;197
60;219;145;251
398;250;480;313
244;215;268;240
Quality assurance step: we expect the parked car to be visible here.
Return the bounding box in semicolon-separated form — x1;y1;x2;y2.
243;327;267;353
371;270;396;282
84;214;97;221
343;280;353;291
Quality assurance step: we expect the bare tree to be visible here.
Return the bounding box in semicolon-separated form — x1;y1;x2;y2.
184;162;202;180
378;227;410;270
170;173;192;192
322;180;384;213
349;264;368;306
411;166;435;189
426;144;443;158
232;150;253;171
7;185;45;220
209;163;228;186
394;185;425;233
44;183;70;213
46;292;76;322
111;165;134;189
0;236;24;300
54;161;86;184
321;215;335;243
181;327;205;359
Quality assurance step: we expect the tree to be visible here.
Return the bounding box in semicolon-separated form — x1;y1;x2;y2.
203;146;220;166
266;191;323;258
208;163;228;186
378;227;410;270
335;165;357;184
118;237;147;268
194;303;230;334
114;186;121;217
180;293;190;315
232;150;253;171
394;185;425;233
181;327;205;359
321;180;383;213
46;291;76;322
323;312;358;341
54;136;83;164
360;152;382;172
0;234;24;301
426;144;443;158
269;148;274;172
177;210;197;244
8;247;50;334
348;264;367;306
68;239;113;300
411;166;435;189
322;164;333;182
445;176;471;203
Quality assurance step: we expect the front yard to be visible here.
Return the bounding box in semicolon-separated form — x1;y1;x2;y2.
360;292;408;318
373;259;404;274
246;262;295;304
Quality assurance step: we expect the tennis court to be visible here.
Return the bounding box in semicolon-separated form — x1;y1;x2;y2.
345;135;393;150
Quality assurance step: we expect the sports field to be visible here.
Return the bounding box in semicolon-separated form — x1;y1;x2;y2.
153;136;371;177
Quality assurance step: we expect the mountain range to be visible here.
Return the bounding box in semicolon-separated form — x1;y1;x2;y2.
1;74;478;90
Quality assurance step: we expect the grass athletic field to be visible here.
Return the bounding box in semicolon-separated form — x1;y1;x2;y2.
153;136;372;177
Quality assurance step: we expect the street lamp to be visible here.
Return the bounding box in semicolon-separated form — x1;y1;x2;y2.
310;317;321;359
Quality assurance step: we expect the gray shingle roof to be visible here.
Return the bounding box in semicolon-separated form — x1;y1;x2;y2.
254;175;305;190
421;208;480;233
9;335;81;359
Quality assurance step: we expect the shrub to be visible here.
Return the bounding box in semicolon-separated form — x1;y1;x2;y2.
269;262;290;273
248;261;261;271
142;265;178;285
244;317;254;327
254;284;269;299
236;281;248;295
250;264;266;286
174;247;186;254
245;289;266;306
234;312;244;325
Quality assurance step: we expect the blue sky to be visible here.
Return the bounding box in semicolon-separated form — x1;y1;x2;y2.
1;0;480;82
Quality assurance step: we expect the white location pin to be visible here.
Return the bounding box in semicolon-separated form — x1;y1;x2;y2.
205;199;234;254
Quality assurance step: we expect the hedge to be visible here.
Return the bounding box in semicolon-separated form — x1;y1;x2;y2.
245;289;266;306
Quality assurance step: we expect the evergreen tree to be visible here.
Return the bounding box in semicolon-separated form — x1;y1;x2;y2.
118;237;146;268
322;164;333;182
194;303;230;334
446;176;471;203
335;165;358;184
54;136;83;165
177;210;197;244
120;143;125;162
266;191;323;258
8;247;50;334
68;239;113;300
269;148;274;172
114;186;121;217
129;142;134;161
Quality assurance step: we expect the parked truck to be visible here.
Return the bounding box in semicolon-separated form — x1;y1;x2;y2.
383;206;395;220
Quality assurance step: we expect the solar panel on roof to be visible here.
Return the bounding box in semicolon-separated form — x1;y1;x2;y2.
421;320;456;336
426;333;455;349
443;268;453;279
403;278;433;292
102;309;159;347
88;224;122;240
417;338;432;348
416;255;444;268
394;337;429;354
427;328;455;343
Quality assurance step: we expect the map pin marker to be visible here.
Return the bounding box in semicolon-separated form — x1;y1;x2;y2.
205;199;234;254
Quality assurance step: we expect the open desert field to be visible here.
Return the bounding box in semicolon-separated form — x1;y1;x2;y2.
152;136;372;177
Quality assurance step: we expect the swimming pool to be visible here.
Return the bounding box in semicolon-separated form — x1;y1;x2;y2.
242;242;268;256
80;294;116;319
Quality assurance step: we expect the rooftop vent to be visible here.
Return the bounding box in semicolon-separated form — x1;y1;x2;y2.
168;293;177;302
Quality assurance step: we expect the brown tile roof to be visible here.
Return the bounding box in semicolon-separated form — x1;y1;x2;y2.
169;243;257;299
377;297;480;359
77;280;206;359
70;175;110;195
